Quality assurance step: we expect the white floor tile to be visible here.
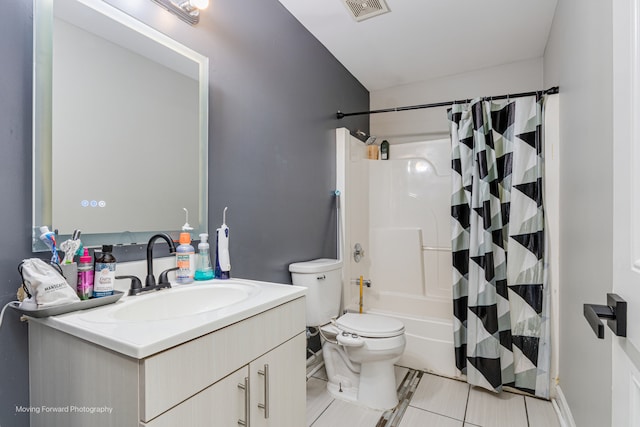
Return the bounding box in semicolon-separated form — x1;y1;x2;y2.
525;396;561;427
307;368;555;427
306;377;334;427
398;406;463;427
465;387;528;427
409;374;469;421
310;399;383;427
395;366;410;388
311;364;329;381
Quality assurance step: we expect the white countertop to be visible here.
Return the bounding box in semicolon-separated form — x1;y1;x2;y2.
29;278;306;359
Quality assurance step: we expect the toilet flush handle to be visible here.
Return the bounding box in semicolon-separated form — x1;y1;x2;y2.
337;331;364;347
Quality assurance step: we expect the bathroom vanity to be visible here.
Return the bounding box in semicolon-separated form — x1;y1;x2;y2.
27;279;306;427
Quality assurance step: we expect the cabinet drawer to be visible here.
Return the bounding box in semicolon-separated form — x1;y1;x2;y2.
139;297;305;421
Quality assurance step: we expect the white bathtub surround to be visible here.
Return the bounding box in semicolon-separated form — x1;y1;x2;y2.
335;119;560;398
336;129;455;376
367;310;457;378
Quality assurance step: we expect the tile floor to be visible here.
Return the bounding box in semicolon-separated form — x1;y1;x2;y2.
307;365;561;427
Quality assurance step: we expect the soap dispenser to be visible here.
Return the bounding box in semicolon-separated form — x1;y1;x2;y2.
195;233;214;281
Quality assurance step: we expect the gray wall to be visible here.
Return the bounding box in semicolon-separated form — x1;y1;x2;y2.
544;0;613;426
0;1;34;426
0;0;368;425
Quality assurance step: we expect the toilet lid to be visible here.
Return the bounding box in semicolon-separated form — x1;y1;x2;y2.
336;313;405;338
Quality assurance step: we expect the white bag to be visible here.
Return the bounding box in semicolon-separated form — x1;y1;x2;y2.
19;258;80;309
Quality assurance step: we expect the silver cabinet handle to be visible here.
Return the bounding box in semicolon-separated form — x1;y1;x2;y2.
237;377;250;426
257;364;270;419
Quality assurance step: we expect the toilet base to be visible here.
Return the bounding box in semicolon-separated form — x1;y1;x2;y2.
325;362;400;410
322;342;400;410
357;360;399;410
326;380;359;404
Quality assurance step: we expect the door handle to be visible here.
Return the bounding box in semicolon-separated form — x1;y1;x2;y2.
583;293;627;339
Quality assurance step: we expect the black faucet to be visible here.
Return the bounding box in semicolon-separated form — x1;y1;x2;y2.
145;233;177;287
117;233;177;296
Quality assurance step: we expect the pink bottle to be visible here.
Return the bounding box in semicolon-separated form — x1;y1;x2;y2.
76;248;94;300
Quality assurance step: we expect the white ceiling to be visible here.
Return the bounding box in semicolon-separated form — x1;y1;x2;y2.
277;0;558;92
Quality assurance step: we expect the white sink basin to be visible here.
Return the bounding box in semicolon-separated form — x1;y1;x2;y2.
32;277;306;358
82;282;260;322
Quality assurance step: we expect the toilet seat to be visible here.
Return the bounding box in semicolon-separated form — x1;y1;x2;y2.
335;313;405;338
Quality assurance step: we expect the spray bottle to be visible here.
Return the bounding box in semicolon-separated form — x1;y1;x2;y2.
214;207;231;279
194;233;214;281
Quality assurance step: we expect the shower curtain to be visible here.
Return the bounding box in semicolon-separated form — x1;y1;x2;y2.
449;95;550;398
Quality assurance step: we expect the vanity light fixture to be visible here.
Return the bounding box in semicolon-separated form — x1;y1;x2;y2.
150;0;209;25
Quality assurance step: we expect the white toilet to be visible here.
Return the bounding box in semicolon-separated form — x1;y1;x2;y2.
289;258;406;410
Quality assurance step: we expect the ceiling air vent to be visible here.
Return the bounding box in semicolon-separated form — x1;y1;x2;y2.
343;0;390;22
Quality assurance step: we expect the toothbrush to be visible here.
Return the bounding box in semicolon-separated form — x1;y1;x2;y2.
72;229;84;257
59;239;81;264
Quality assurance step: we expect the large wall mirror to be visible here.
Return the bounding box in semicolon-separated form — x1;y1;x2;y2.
33;0;209;252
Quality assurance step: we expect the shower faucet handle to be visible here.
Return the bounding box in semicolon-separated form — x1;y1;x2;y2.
353;243;365;262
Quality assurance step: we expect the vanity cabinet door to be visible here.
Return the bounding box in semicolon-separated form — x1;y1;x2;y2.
142;366;249;427
250;332;306;427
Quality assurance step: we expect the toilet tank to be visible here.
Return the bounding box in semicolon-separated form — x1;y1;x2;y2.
289;258;343;327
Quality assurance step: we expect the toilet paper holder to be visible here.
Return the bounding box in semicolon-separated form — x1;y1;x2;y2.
583;293;627;339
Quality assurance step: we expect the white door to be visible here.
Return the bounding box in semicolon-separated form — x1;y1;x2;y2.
612;1;640;425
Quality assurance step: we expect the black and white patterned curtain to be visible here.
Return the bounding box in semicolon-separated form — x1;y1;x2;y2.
448;95;550;398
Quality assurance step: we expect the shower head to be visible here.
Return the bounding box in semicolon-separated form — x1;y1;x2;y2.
355;130;377;145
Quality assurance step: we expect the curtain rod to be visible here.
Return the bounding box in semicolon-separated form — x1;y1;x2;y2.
336;86;559;119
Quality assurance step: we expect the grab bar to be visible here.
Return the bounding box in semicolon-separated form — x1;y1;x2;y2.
422;246;452;252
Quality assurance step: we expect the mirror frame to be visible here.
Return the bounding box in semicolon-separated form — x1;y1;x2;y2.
32;0;209;252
